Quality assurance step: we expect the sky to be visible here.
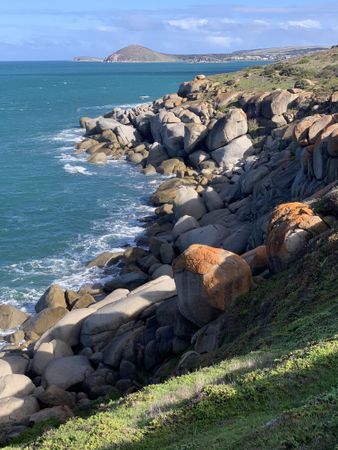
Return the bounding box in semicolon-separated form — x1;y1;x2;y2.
1;0;338;60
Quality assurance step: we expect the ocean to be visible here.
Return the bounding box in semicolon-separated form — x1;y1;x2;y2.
0;60;266;313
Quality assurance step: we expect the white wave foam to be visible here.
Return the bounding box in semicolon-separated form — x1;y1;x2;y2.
51;128;84;143
63;164;93;176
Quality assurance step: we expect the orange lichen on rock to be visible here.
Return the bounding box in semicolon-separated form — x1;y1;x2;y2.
266;202;328;273
173;245;252;326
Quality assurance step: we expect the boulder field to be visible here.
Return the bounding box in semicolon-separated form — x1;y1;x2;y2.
0;74;337;441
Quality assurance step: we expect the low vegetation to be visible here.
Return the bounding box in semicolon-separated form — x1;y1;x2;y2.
211;46;338;95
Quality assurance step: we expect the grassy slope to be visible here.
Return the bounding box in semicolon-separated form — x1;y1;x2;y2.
7;229;338;449
210;46;338;95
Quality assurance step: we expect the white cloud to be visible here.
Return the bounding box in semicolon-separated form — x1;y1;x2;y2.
253;19;270;26
220;18;237;24
206;35;242;48
165;18;208;31
282;19;321;29
96;25;118;32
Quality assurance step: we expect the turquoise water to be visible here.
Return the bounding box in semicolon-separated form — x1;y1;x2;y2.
0;61;267;312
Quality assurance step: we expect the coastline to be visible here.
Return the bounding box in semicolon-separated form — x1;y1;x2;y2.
0;51;337;442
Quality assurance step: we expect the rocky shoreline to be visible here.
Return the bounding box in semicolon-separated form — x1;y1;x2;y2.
0;71;337;442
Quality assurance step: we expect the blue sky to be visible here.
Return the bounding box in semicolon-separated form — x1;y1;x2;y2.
1;0;338;60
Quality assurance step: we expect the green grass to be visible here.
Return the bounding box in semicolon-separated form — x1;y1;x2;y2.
209;47;338;97
5;230;338;449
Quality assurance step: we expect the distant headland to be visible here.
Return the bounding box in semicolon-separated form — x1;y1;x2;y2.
73;43;327;63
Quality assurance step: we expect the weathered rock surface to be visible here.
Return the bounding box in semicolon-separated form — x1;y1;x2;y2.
0;305;29;331
173;187;207;220
37;385;76;408
0;396;39;425
43;355;94;390
35;308;93;349
173;245;252;326
80;276;176;348
33;339;73;375
266;202;328;273
211;135;253;170
35;285;67;313
23;307;68;337
0;375;35;399
207;109;248;151
0;355;29;375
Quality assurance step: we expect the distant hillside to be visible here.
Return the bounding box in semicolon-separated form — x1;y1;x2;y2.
105;45;179;63
74;44;328;63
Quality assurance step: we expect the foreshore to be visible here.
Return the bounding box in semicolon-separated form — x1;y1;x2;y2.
0;57;337;442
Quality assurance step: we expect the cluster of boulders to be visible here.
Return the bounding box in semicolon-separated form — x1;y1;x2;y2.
1;74;337;441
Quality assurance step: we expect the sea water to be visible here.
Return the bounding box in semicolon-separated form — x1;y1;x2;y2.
0;60;266;312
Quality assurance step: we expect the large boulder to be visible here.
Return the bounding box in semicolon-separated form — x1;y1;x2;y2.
261;90;296;119
201;187;224;211
43;355;94;390
32;339;73;375
178;78;208;98
184;123;207;154
0;355;29;375
173;245;252;326
161;122;185;156
0;374;35;399
37;385;76;408
89;289;129;311
87;152;108;165
103;326;144;368
157;158;186;176
211;135;253;170
172;215;200;239
0;304;29;330
22;306;68;337
266;203;328;273
206;109;248;151
146;143;169;168
173;187;207;220
103;272;148;292
175;225;228;253
293;114;322;146
151;177;197;205
0;396;39;425
133;111;155;138
29;405;72;425
34;308;93;349
35;284;67;313
96;118;141;146
80;276;176;348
